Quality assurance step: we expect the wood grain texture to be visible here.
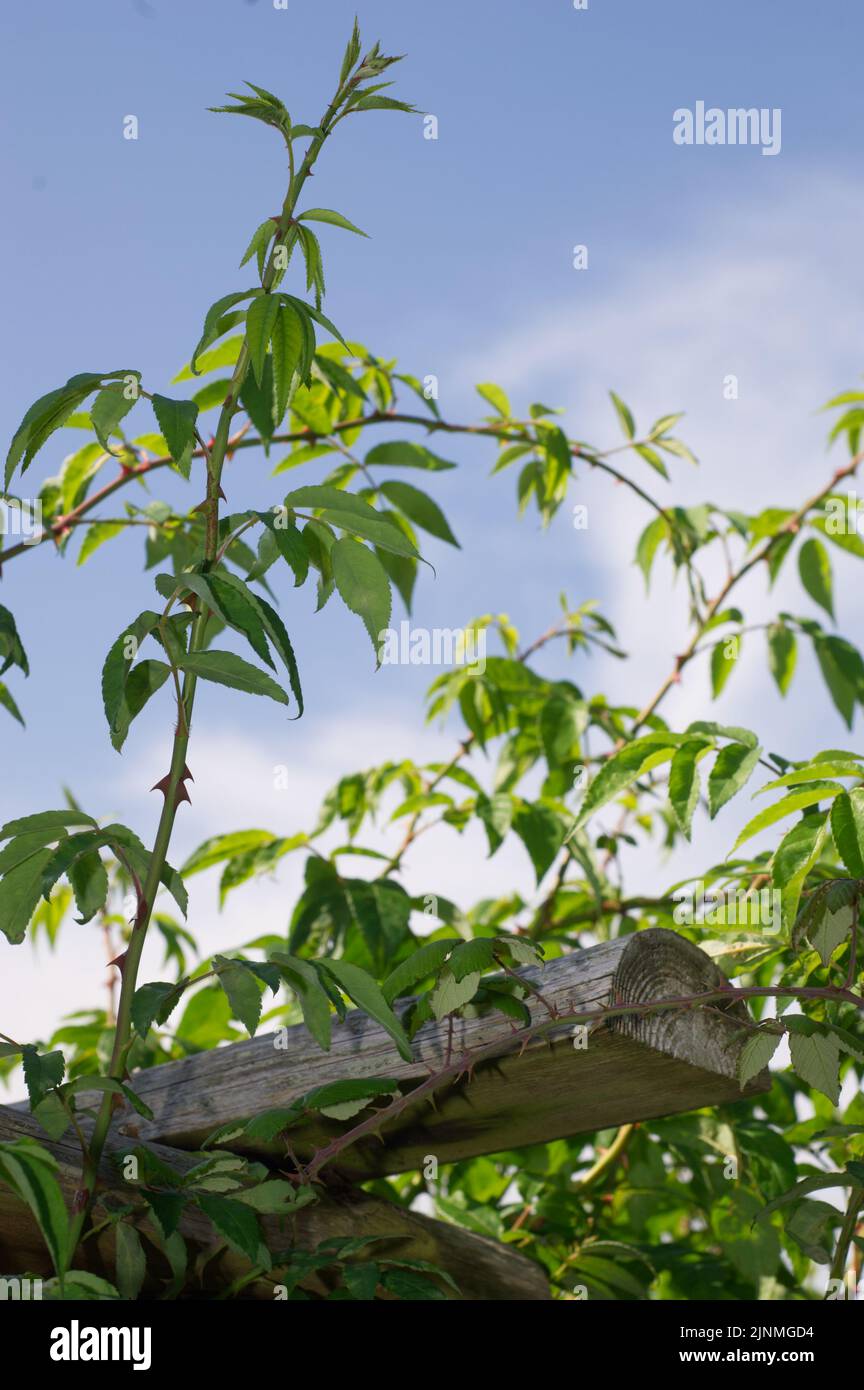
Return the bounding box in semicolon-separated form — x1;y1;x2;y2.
98;928;771;1178
0;1106;549;1301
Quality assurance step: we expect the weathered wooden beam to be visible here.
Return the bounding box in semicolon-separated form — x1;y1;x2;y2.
107;929;770;1178
0;1106;549;1300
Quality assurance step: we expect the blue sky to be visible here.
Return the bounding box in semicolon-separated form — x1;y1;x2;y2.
2;0;864;1043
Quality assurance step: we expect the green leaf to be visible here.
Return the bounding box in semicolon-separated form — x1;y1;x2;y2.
240;356;277;445
686;720;758;749
258;509;309;587
215;958;262;1037
270;304;303;425
178;649;290;705
131;979;187;1037
0;810;97;839
5;370;135;486
767;623;796;696
150;395;199;479
635;516;668;590
575;736;678;828
303;1076;400;1121
351;95;417;115
772;811;828;902
668;740;706;839
789;1029;841;1104
284;485;421;560
191;378;234;412
189;290;259;375
68;850;109;925
197;1193;262;1265
378;481;459;546
538;694;585;767
732;782;842;851
270;953;331;1051
234;1180;312;1213
364;441;457;472
708;742;762;818
0;680;24;727
21;1047;65;1111
449;938;496;980
0;850;55;944
77;521;125;567
254;595;304;717
239;218;276;275
609;390;635;440
381;1268;448;1300
174;334;245;383
332;538;391;659
0;1139;70;1276
633;443;668;479
32;1093;71;1143
811;904;853;967
115;1221;147;1300
101;610;164;751
90;382;138;457
798;537;834;618
814;635;859;728
245;294;281;385
711;636;740;697
381;940;454;1003
476;383;511;418
110;661;171;753
738;1029;782;1087
513;803;566;883
297;207;368;237
319;959;412;1063
830;789;864;877
430;969;481;1021
207;573;274;669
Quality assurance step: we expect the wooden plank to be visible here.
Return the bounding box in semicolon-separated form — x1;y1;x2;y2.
103;928;770;1177
0;1106;549;1301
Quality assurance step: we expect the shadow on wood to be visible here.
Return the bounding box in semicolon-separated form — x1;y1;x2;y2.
0;1106;549;1300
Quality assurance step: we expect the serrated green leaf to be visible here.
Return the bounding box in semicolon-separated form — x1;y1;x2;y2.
798;537;834;618
178;649;290;705
332;538;391;659
789;1030;841;1104
381;940;454;1003
378;480;458;546
245;294;281;385
830;789;864;876
297;208;368;237
151;395;199;478
668;740;707;839
767;623;796;696
609;391;635;440
430;969;481;1020
320;959;412;1062
708;742;762;818
738;1030;782;1088
732;782;842;851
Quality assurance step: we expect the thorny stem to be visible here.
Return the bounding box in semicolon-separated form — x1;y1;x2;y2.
65;63;355;1263
301;976;863;1184
0;414;671;569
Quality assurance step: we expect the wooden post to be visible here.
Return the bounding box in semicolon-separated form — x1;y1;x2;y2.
0;1106;549;1300
97;929;769;1178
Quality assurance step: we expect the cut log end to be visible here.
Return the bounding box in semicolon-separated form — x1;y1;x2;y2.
610;927;759;1080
